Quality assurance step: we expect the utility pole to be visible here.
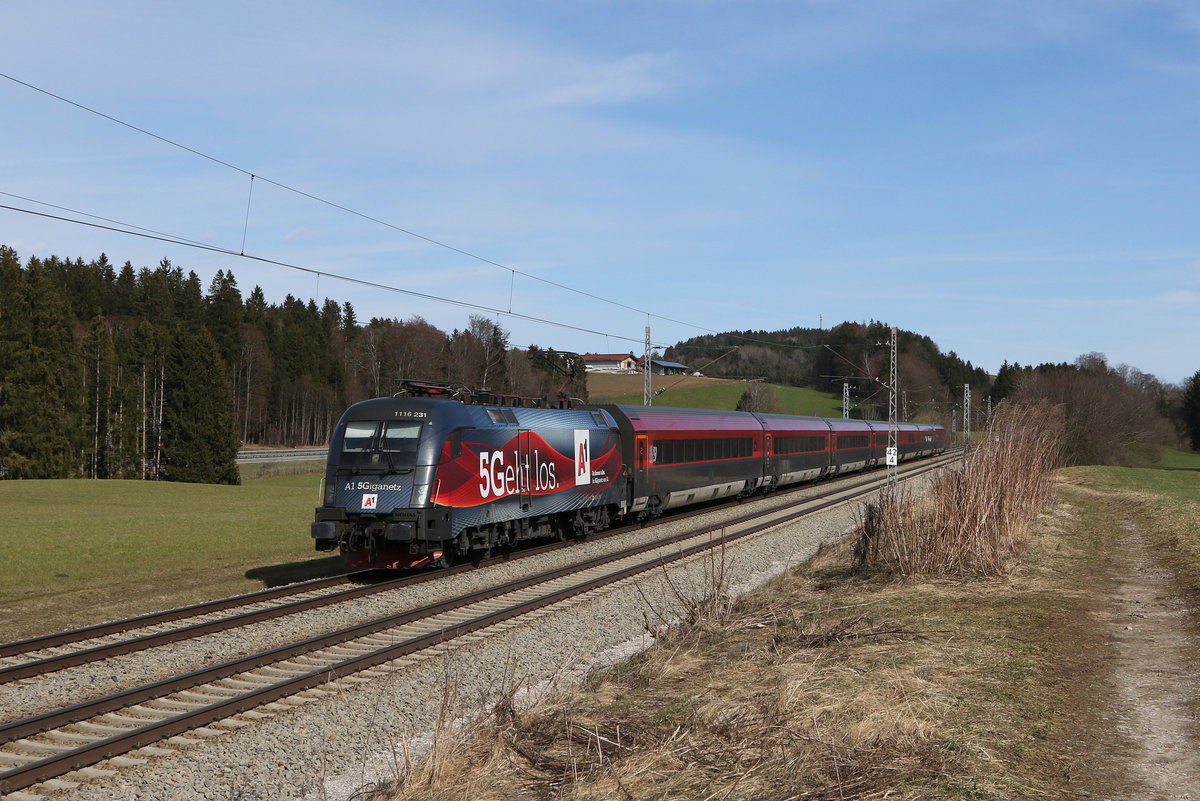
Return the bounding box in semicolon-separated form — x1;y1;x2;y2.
887;327;898;482
842;382;850;419
643;325;652;406
986;395;993;431
963;383;971;449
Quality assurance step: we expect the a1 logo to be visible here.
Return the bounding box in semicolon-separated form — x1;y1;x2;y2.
573;430;590;486
362;493;378;510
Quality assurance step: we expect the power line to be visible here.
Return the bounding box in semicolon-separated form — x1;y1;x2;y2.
0;72;902;357
0;200;665;349
0;71;711;332
1;71;862;357
0;190;214;249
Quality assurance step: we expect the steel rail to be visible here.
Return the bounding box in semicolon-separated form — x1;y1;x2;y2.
0;452;955;680
0;572;364;658
0;457;950;793
2;460;949;742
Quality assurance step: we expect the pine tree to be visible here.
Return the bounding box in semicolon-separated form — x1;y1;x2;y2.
204;269;244;369
1182;370;1200;451
245;285;268;324
113;261;137;316
341;301;358;339
160;326;240;484
992;361;1022;402
0;255;87;478
0;247;24;478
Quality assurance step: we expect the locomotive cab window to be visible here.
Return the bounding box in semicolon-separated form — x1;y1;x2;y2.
342;422;377;453
337;420;424;470
381;422;422;453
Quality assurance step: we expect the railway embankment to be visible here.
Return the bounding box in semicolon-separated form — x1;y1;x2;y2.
0;459;948;799
3;446;1197;799
365;459;1200;800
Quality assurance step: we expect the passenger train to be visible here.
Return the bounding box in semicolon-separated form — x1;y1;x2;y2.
311;385;946;569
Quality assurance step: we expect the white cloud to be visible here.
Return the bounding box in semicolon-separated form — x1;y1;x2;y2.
1154;288;1200;304
525;52;677;108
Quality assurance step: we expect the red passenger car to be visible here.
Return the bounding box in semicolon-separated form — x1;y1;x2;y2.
594;404;764;517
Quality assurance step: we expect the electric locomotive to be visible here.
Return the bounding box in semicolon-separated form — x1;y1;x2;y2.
311;390;624;569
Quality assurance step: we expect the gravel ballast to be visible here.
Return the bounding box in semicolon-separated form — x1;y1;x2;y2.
9;466;943;801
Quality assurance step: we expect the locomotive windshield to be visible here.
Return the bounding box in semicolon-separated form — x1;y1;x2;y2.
337;420;424;470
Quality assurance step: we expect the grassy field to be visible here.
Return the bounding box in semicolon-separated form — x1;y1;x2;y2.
0;467;334;641
1067;451;1200;602
1156;446;1200;470
588;372;845;416
380;458;1200;800
381;480;1118;799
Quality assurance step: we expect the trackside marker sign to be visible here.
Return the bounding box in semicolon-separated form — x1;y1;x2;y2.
574;429;591;486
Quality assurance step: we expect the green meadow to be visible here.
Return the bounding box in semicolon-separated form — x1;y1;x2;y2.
0;469;335;640
1155;446;1200;471
4;442;1194;644
595;381;846;417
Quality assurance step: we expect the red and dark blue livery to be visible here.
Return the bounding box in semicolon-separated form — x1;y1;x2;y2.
311;395;945;569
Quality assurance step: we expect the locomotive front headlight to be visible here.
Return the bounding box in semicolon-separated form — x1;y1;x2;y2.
323;479;335;505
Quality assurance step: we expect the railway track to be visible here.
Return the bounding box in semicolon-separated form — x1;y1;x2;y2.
0;454;955;797
0;453;955;685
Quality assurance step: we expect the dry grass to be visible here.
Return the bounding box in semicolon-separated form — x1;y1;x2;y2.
328;456;1193;801
373;534;1078;801
855;401;1066;576
384;624;954;799
360;406;1131;801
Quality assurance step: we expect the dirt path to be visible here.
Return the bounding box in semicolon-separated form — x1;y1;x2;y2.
1088;521;1200;800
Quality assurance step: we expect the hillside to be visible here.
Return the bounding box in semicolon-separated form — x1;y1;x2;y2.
664;321;992;424
587;373;844;417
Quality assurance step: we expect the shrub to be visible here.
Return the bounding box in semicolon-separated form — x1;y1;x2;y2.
855;401;1064;576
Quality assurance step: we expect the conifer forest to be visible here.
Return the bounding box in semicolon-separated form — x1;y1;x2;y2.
1;246;1190;485
0;247;584;484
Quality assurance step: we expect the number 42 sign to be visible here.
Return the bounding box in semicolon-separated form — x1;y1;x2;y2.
885;447;898;467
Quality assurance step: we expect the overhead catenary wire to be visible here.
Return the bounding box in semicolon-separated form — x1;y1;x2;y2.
0;190;216;250
0;201;666;349
1;72;694;327
0;71;851;356
9;183;896;379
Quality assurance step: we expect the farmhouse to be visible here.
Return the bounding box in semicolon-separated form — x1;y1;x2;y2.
581;353;639;372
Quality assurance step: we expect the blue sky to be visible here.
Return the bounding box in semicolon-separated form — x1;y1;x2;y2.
2;1;1198;384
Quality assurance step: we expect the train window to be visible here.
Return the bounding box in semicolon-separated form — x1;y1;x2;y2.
342;422;377;453
381;421;422;453
486;408;519;424
776;435;826;454
652;437;753;464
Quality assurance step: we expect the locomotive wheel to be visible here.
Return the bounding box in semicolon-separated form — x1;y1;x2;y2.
571;510;591;540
